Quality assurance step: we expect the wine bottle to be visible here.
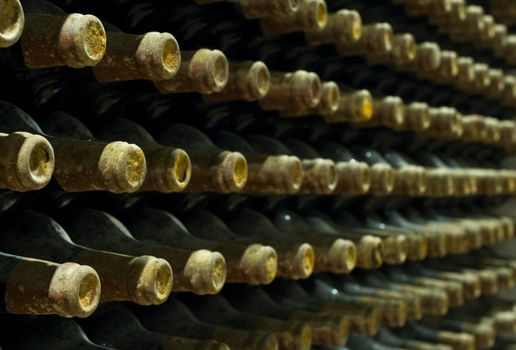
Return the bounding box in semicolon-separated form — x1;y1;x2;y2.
93;117;192;192
151;122;248;192
80;303;231;350
0;103;147;193
0;315;114;349
123;207;279;285
132;298;280;350
154;49;229;94
0;251;100;317
195;0;300;19
93;24;181;82
400;321;475;350
0;209;173;305
12;0;106;69
422;316;495;349
59;208;227;295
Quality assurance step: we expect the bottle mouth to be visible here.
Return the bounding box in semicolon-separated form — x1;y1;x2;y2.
16;133;55;191
369;23;393;54
355;90;374;122
249;61;271;100
307;0;328;32
418;43;442;72
371;164;395;195
129;256;173;305
185;250;227;295
394;34;416;64
329;239;357;273
407;103;431;132
293;243;315;278
288;156;304;193
347;11;362;42
159;33;181;78
220;151;248;192
0;0;23;48
358;236;383;269
319;82;340;115
123;144;147;192
241;244;278;285
50;263;101;318
59;13;106;68
207;50;229;93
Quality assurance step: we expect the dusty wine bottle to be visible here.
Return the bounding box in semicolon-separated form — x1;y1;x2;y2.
20;0;106;68
0;251;100;317
93;30;181;82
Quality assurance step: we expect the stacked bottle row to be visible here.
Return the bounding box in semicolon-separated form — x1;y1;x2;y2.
0;191;513;312
1;251;515;349
1;97;515;196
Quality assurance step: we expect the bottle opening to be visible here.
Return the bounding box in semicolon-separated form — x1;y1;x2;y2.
0;0;23;47
232;154;248;189
78;271;100;310
296;243;315;278
27;137;54;187
315;1;328;30
289;158;304;192
173;150;191;186
82;17;107;64
210;51;229;91
359;93;374;121
252;62;271;99
351;14;362;41
154;263;173;298
162;36;181;74
125;146;146;189
308;74;322;107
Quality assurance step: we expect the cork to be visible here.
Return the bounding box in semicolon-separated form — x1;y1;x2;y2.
203;61;270;102
94;31;181;82
0;132;54;191
405;102;431;132
0;0;24;48
394;166;427;196
21;13;106;68
382;234;408;265
155;49;229;94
